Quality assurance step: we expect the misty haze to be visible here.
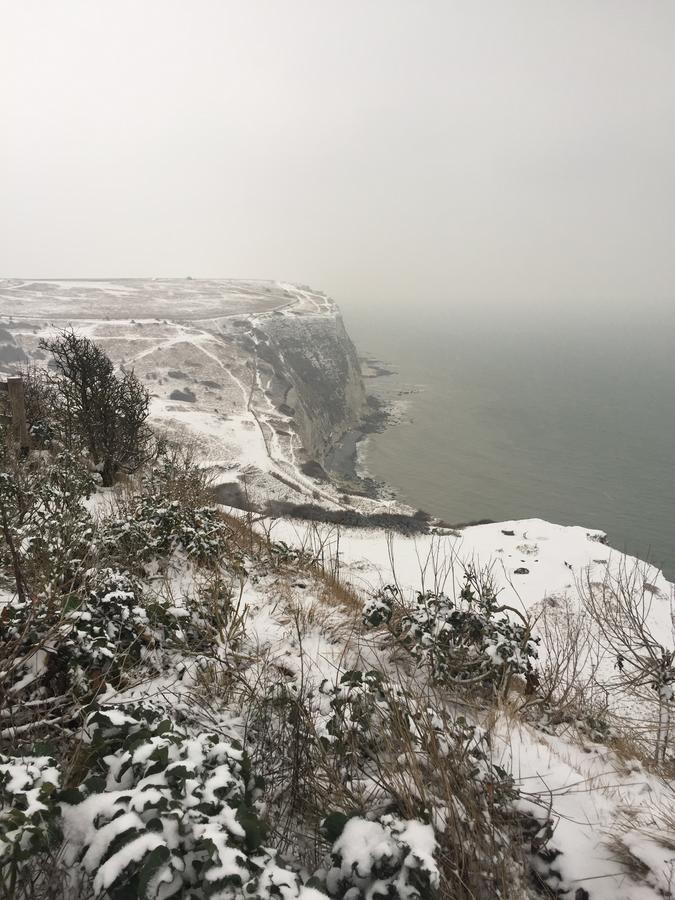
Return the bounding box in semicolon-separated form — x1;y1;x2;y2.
1;3;674;899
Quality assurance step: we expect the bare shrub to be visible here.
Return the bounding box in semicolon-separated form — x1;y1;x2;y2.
528;596;609;733
579;558;675;762
143;433;217;507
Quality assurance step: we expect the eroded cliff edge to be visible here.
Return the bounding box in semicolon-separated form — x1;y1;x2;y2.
245;303;366;466
0;278;369;508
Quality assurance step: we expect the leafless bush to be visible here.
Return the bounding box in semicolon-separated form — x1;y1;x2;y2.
529;596;609;726
0;849;95;900
579;558;675;762
149;433;218;506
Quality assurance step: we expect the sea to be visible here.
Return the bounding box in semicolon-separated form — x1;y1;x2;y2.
339;302;675;582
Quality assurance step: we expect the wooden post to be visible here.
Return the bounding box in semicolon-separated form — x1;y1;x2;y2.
5;377;31;452
0;381;10;432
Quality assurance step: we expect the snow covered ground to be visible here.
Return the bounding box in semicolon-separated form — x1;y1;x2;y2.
262;515;673;625
501;716;675;899
238;514;675;898
96;508;674;900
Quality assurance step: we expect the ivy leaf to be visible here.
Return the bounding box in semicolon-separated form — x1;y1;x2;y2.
58;788;84;806
84;775;107;794
236;802;267;852
321;811;349;842
102;826;143;866
137;844;171;897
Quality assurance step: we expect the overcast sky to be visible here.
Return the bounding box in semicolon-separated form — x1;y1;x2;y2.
2;1;674;319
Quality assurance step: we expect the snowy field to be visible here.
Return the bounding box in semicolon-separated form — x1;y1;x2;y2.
0;278;296;319
93;501;674;900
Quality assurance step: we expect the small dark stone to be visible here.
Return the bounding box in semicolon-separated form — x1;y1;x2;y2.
501;529;515;536
169;388;196;403
514;567;530;575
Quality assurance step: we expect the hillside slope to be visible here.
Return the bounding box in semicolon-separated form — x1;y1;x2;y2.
0;278;366;511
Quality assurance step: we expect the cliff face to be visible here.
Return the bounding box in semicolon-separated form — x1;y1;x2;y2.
0;279;367;505
251;306;366;463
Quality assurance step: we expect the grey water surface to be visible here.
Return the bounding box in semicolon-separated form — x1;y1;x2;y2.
342;305;675;581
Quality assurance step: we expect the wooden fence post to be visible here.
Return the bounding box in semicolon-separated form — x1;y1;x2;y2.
3;377;31;452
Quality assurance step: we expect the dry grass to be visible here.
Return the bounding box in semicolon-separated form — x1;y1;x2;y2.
607;801;675;897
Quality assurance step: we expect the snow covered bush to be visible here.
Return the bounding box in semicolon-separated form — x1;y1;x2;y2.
58;569;171;692
1;569;172;701
97;443;234;573
362;585;397;628
60;702;306;899
0;704;330;900
405;589;534;686
434;715;517;805
364;573;538;695
0;449;95;592
317;662;517;806
100;495;231;570
0;753;61;891
319;669;406;773
268;540;302;566
317;813;439;900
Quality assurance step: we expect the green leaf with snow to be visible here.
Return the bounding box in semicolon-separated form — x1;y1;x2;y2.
137;844;172;897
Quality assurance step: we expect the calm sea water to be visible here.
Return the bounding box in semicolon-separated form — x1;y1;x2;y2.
340;304;675;581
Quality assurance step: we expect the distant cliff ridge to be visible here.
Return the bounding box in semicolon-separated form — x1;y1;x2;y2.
0;279;369;508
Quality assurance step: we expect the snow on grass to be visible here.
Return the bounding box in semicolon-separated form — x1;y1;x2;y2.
265;515;672;629
150;397;273;474
498;714;674;900
244;512;675;897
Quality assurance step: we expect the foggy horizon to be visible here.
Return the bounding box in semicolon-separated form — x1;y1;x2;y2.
3;1;675;321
